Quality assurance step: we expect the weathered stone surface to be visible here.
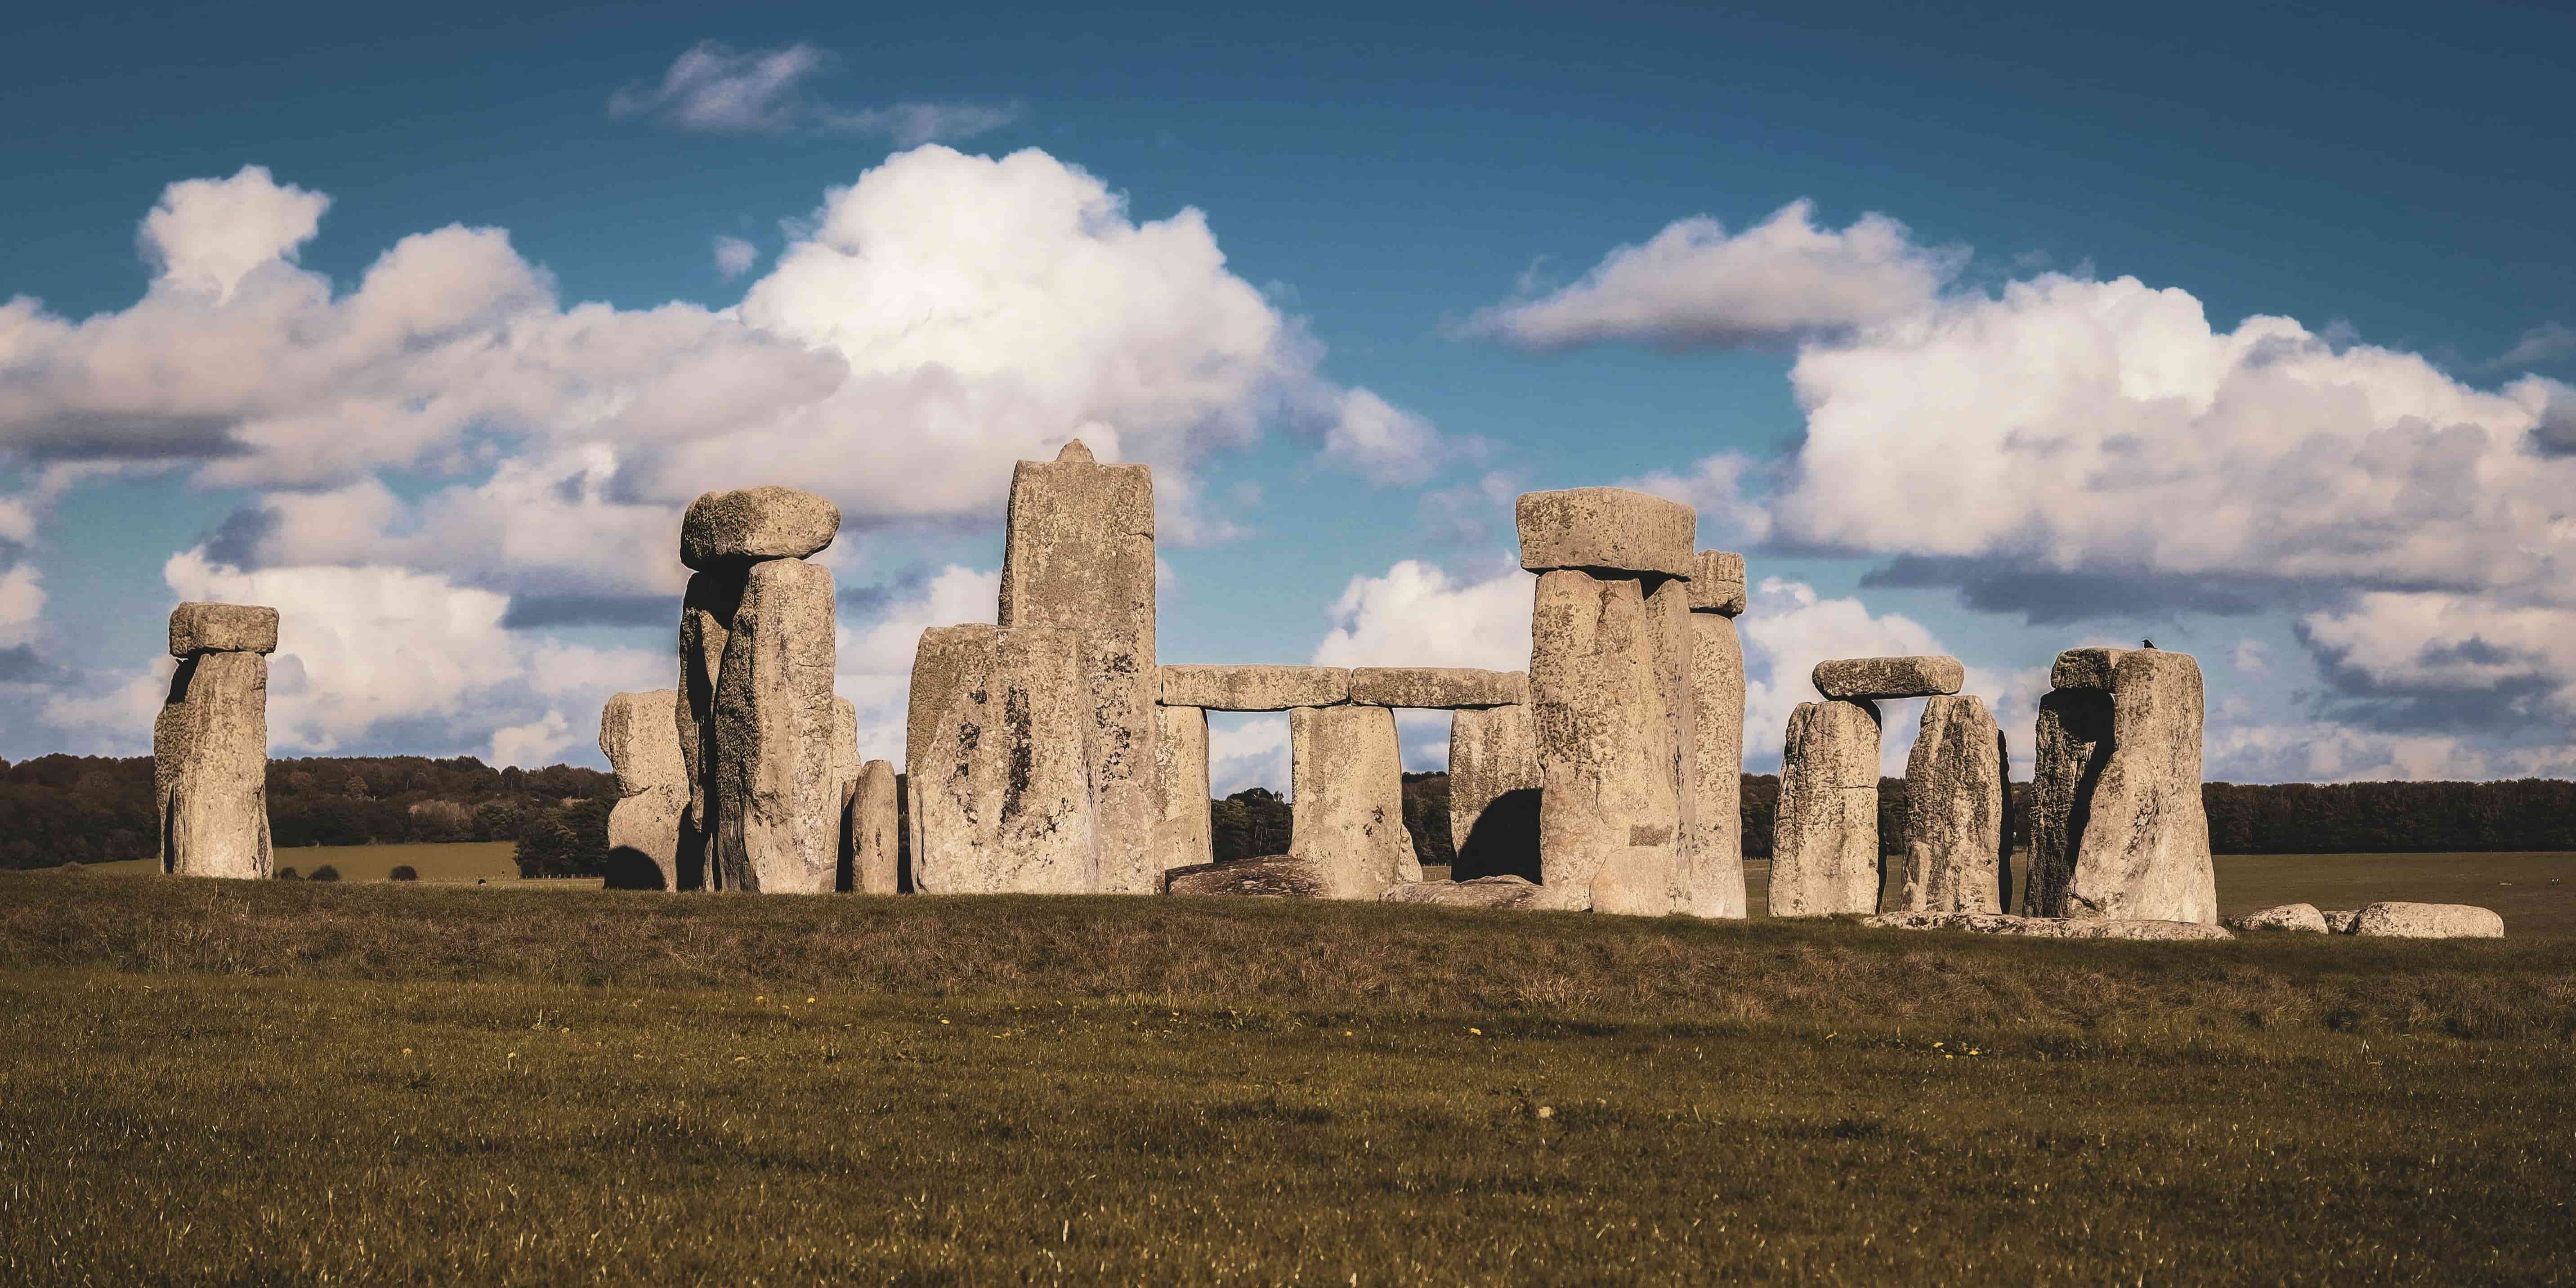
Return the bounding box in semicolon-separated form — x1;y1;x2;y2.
1769;698;1881;916
1516;487;1695;578
1166;855;1331;898
2321;908;2362;934
2023;687;2112;917
673;569;743;891
680;486;840;571
167;602;278;656
997;440;1160;894
155;649;273;879
2226;903;2330;933
1687;550;1747;616
909;624;1101;895
711;558;840;894
1449;705;1540;882
1812;655;1965;700
1529;569;1685;914
1686;611;1746;918
850;760;901;895
1348;667;1528;710
1647;574;1696;914
2066;650;2217;924
600;689;684;890
1152;704;1212;873
2050;647;2127;692
903;623;988;876
1380;875;1544;909
1158;665;1351;710
606;793;684;890
2352;902;2504;939
1898;695;2008;914
1863;911;2236;941
1289;704;1421;899
830;696;861;887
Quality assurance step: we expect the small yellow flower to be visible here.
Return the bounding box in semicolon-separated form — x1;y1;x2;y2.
1468;1028;1483;1036
1536;1105;1554;1119
1944;1053;1953;1060
506;1051;518;1060
1344;1030;1354;1037
400;1047;412;1055
755;996;765;1002
805;997;816;1004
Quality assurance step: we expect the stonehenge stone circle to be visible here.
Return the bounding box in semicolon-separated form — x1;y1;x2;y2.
2227;902;2330;933
155;602;276;879
599;689;685;889
1288;704;1422;899
1347;666;1528;709
1863;911;2236;941
1686;550;1747;919
1158;664;1351;711
1515;487;1695;578
680;486;841;570
1811;655;1965;701
711;557;841;894
2057;649;2218;924
1769;698;1882;916
1448;703;1540;882
2352;902;2504;939
998;440;1163;893
1897;694;2007;914
849;759;901;894
908;624;1101;894
1152;704;1213;872
1381;874;1545;909
1528;564;1686;914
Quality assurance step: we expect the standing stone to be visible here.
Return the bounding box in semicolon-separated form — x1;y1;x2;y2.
1527;568;1684;914
1152;704;1212;874
831;696;860;888
155;604;277;880
1686;551;1747;919
1288;704;1421;899
2024;686;2113;917
849;759;901;895
673;570;742;891
1769;698;1881;916
1647;573;1696;915
997;440;1161;894
910;624;1101;894
711;558;840;894
2064;650;2218;924
599;689;685;890
1448;704;1540;882
1898;695;2007;914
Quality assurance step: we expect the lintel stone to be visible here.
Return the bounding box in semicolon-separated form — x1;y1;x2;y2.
1158;664;1350;710
168;602;279;656
1516;487;1695;578
1812;654;1964;700
1347;667;1528;709
2050;647;2127;691
680;486;841;571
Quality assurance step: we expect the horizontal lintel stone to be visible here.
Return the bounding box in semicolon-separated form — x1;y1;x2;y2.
1158;664;1351;711
680;486;841;571
169;602;279;656
1811;654;1964;700
1347;667;1528;709
1516;487;1695;578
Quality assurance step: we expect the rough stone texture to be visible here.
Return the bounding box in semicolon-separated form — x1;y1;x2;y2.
168;602;279;656
1289;704;1422;899
1151;704;1212;874
155;649;273;879
2227;902;2330;933
1646;573;1696;914
1347;667;1529;710
2050;647;2127;692
600;689;684;890
1516;487;1695;578
831;696;861;887
1812;655;1965;701
850;760;901;895
1687;550;1747;616
1380;875;1545;909
2352;902;2504;939
710;558;841;894
1158;665;1350;711
2065;650;2218;925
1686;611;1746;918
909;625;1101;895
1898;695;2008;914
1768;698;1882;916
673;570;743;892
2023;686;2112;917
2321;908;2363;934
680;486;841;571
1164;855;1332;899
1528;568;1686;914
1449;704;1540;883
1863;911;2236;941
997;440;1161;894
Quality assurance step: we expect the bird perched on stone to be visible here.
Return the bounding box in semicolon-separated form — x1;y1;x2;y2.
2142;638;2156;648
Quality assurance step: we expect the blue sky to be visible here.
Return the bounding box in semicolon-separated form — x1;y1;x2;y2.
4;0;2573;790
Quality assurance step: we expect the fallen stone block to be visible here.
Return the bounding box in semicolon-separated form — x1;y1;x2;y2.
2226;902;2330;933
1863;912;2236;941
680;486;841;570
1165;855;1331;899
1380;875;1544;909
1687;550;1746;616
1516;487;1695;578
1158;664;1351;710
167;602;279;656
1348;667;1528;709
2352;902;2504;939
2321;909;2362;934
1811;655;1965;700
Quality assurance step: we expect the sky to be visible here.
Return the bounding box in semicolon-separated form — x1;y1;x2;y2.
4;0;2574;793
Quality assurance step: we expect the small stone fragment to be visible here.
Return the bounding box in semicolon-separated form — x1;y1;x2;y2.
2225;903;2330;933
2351;902;2504;939
1289;704;1421;899
1380;875;1544;909
167;602;279;656
1861;911;2235;941
1164;855;1332;899
680;486;841;570
1811;655;1965;700
1347;667;1529;709
1158;664;1351;711
1768;698;1882;916
1686;550;1746;616
1516;487;1696;578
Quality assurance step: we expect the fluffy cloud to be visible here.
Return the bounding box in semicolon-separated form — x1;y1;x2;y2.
609;40;1018;144
712;235;757;279
835;564;1002;765
1471;201;1963;350
138;166;330;302
1310;560;1532;671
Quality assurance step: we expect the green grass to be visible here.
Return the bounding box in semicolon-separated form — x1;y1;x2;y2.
1;876;2572;1284
47;841;528;883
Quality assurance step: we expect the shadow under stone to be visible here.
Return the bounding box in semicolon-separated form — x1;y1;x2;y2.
1451;787;1540;883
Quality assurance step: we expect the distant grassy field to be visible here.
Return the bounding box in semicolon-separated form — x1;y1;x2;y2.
0;876;2570;1284
51;841;528;884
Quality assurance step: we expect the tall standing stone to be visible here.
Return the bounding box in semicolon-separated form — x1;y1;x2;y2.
904;623;989;878
2024;686;2111;917
1288;704;1420;899
2065;649;2218;924
997;440;1161;894
1769;698;1882;916
155;603;277;879
673;571;741;891
1898;694;2007;914
1448;704;1539;882
909;624;1101;894
1152;704;1212;874
1686;550;1747;919
831;696;860;887
849;759;901;895
1647;573;1697;913
711;558;840;894
599;689;685;890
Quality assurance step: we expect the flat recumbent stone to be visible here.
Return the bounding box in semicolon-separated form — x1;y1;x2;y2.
1516;488;1695;578
168;602;279;656
1812;655;1964;700
680;486;841;571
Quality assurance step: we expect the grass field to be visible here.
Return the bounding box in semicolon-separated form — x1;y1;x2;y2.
1;876;2571;1284
46;841;532;884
